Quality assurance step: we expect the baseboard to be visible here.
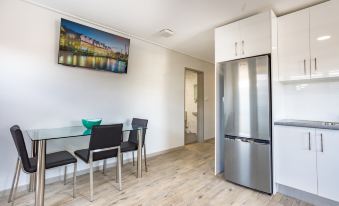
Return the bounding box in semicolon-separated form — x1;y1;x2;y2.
0;145;184;198
277;184;339;206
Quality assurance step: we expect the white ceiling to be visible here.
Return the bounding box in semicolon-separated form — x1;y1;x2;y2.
28;0;326;63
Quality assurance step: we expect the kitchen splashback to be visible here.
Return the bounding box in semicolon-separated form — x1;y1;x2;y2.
279;80;339;122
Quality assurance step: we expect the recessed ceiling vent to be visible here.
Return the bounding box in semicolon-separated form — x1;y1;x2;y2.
159;29;175;38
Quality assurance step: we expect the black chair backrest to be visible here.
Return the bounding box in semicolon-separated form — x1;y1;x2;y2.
128;118;148;145
89;124;123;151
10;125;31;172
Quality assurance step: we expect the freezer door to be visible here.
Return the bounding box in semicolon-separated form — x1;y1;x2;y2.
224;137;272;194
223;55;271;140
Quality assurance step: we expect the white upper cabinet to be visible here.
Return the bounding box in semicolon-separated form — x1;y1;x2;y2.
215;11;272;63
278;9;310;81
215;22;240;63
310;0;339;79
278;0;339;81
239;12;271;59
275;126;317;194
316;129;339;202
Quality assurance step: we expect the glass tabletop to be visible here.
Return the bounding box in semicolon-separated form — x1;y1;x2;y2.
26;123;147;141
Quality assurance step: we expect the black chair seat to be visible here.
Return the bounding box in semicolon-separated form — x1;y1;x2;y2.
27;151;77;173
74;149;118;163
121;141;138;152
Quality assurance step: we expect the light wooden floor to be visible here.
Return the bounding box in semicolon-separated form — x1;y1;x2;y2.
1;140;312;206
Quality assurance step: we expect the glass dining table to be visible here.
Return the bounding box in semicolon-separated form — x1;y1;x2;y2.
25;123;147;206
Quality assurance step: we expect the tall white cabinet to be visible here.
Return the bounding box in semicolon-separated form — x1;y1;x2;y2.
278;0;339;81
275;125;339;202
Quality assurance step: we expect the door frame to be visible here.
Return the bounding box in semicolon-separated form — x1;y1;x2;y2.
184;68;204;143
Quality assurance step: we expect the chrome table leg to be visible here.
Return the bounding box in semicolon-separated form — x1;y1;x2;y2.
118;147;122;191
144;144;148;172
73;163;77;198
89;152;94;202
137;128;143;178
35;140;46;206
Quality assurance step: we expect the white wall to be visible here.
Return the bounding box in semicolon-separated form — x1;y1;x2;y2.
0;0;215;192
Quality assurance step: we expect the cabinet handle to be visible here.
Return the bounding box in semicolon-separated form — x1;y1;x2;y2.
320;133;324;153
241;40;245;55
304;59;306;74
235;42;238;56
308;132;311;151
314;58;318;71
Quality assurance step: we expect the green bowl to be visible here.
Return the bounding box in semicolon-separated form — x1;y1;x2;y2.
82;118;102;129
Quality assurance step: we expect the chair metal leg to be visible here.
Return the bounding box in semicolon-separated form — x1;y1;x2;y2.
121;153;123;166
89;152;94;202
132;151;135;166
73;163;77;198
11;161;22;205
118;148;122;191
8;158;20;203
103;159;106;175
115;157;118;183
144;144;148;172
64;166;67;185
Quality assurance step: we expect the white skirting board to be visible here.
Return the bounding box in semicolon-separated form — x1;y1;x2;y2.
277;184;339;206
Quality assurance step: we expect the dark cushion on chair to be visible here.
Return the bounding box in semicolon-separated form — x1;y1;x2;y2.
121;141;138;152
74;149;118;163
27;151;77;173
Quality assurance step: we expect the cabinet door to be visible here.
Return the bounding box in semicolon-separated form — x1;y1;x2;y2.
239;12;271;58
278;9;310;81
215;22;240;62
316;129;339;202
310;0;339;79
275;126;317;194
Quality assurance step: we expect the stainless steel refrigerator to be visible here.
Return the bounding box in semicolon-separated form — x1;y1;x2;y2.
223;55;272;194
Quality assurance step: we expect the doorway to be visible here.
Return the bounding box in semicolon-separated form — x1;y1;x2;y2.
184;68;204;145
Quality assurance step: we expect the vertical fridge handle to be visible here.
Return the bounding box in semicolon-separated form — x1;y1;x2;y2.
308;132;311;151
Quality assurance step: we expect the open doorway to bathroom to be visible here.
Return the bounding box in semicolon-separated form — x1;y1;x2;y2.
184;68;204;145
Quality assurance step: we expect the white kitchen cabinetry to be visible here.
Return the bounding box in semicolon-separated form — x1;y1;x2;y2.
215;11;272;63
215;22;240;62
275;126;317;194
278;0;339;81
316;129;339;202
310;0;339;79
239;12;271;58
277;10;310;81
275;126;339;202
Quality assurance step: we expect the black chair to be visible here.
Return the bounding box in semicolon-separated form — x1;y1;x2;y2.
8;125;77;204
121;118;148;172
74;124;123;202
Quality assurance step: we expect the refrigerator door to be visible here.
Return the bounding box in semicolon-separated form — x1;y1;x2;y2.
224;136;272;193
223;55;271;140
